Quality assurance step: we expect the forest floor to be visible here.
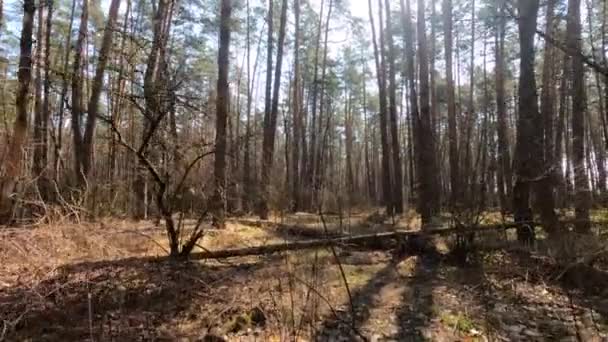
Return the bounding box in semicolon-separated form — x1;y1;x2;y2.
1;211;608;341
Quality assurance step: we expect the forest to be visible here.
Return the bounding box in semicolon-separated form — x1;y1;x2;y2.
0;0;608;340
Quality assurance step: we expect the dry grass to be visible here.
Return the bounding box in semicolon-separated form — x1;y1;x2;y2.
1;212;607;341
0;220;167;288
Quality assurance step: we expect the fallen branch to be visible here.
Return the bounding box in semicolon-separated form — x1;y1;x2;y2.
189;221;531;260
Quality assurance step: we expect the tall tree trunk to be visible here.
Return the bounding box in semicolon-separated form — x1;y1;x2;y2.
313;0;333;203
71;0;89;184
513;0;537;243
566;0;591;232
443;0;460;208
416;0;439;223
213;0;232;228
555;51;570;207
345;91;355;205
243;6;265;213
32;1;53;201
259;0;273;217
39;0;53;200
134;0;170;219
400;0;417;208
541;0;557;169
80;0;121;183
586;0;607;197
33;3;45;187
307;0;324;209
291;0;301;212
385;0;404;214
259;0;288;219
0;0;36;223
514;0;558;242
535;0;560;237
495;0;512;214
54;0;76;182
463;0;475;201
368;0;393;215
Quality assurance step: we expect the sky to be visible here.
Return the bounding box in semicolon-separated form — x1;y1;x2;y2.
1;0;368;58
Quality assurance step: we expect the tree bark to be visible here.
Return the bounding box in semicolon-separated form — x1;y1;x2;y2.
259;0;288;219
514;0;558;242
0;0;36;223
71;0;89;184
443;0;460;208
54;0;76;182
213;0;233;228
495;0;512;214
291;0;301;212
33;2;45;186
463;0;476;201
81;0;122;182
566;0;592;232
534;0;560;237
384;0;404;214
368;0;393;215
416;0;439;224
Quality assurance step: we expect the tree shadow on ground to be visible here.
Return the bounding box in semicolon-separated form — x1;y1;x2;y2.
313;261;401;340
452;249;608;340
497;248;608;316
0;254;283;341
395;255;439;341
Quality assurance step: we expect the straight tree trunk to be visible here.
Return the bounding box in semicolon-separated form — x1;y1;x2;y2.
213;0;232;228
33;3;45;185
243;6;265;212
54;0;76;181
513;0;537;243
514;0;558;241
307;0;324;209
566;0;591;232
400;0;417;207
368;0;393;215
0;0;36;223
71;0;89;184
443;0;460;208
555;51;570;207
535;0;560;237
291;0;301;212
463;0;475;201
416;0;439;223
259;0;288;219
541;0;557;167
495;0;512;213
313;0;333;202
39;0;53;200
384;0;404;214
81;0;122;182
258;0;273;217
134;0;170;219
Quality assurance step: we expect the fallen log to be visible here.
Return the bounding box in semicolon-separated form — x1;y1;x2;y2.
189;221;533;260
